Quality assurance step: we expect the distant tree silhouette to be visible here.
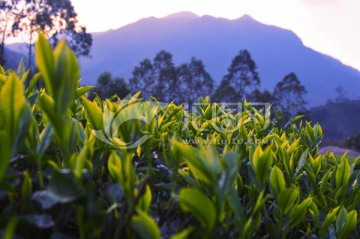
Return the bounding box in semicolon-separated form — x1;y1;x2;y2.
129;51;177;101
129;58;154;99
93;72;130;100
176;57;214;105
152;50;177;102
215;50;260;102
213;80;237;102
335;85;349;103
273;72;307;119
247;89;276;103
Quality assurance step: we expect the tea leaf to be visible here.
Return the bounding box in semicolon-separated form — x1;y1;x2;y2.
278;187;299;215
336;158;350;189
338;210;357;239
253;146;273;186
35;33;55;96
130;211;161;239
269;166;285;196
179;188;216;229
289;197;312;228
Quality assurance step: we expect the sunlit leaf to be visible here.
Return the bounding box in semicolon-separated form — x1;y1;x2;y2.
269;166;285;196
253;146;273;186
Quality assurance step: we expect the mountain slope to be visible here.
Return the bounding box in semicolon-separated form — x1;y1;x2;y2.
3;45;29;70
8;12;360;106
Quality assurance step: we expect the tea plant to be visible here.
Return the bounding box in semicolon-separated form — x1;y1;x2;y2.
0;34;359;239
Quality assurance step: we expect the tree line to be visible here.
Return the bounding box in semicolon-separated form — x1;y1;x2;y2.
93;49;307;118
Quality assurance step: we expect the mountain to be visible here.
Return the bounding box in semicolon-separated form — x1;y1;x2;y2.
8;12;360;106
3;45;29;71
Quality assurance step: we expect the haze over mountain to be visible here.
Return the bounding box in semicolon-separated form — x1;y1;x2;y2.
8;12;360;106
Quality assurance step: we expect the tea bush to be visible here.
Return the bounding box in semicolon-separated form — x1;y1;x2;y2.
0;35;359;239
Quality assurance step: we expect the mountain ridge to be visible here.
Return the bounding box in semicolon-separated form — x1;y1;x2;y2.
6;12;360;106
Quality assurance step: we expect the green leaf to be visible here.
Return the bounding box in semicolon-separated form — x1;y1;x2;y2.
0;130;11;180
35;33;55;96
25;72;41;98
137;185;152;212
13;103;32;153
38;93;65;141
108;151;122;183
253;146;273;186
218;150;239;201
179;188;216;229
277;187;299;215
170;227;194;239
21;171;32;199
309;154;321;175
173;141;215;184
322;206;341;234
253;190;267;215
0;72;26;142
338;210;357;239
305;121;315;142
0;73;26;180
76;85;95;98
269;166;285;196
53;40;79;114
130;211;161;239
289;197;312;228
336;207;348;234
36;124;54;157
3;217;19;239
73;143;92;179
80;96;103;130
16;58;25;78
336;158;350;189
294;149;309;178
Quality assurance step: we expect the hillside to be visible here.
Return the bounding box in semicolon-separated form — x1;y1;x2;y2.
309;99;360;145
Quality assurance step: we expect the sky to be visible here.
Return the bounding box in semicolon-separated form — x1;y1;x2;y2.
70;0;360;71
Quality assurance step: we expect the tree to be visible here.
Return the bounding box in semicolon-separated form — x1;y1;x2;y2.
216;50;260;102
129;58;154;99
152;50;177;102
129;51;177;102
93;72;130;100
10;0;92;69
273;72;307;119
213;80;237;102
176;57;214;105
